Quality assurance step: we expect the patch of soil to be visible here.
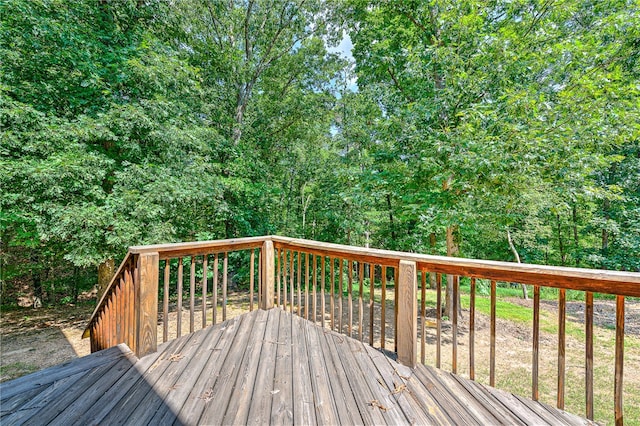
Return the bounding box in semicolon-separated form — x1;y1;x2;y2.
1;304;94;382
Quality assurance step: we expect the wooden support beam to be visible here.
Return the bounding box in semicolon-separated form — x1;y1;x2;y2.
135;252;159;358
397;260;417;368
260;240;275;310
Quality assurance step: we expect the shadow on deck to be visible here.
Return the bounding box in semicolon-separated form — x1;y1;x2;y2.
1;308;593;425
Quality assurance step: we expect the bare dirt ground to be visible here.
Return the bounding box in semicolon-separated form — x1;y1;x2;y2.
1;291;639;425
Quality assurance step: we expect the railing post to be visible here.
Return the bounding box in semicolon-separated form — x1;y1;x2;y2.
135;252;159;358
260;240;274;310
397;260;417;367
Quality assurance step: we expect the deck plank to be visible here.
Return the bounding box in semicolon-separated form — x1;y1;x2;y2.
315;326;363;425
17;358;122;426
291;307;318;425
146;318;229;424
363;344;437;425
0;344;131;403
345;335;408;424
245;308;281;424
223;309;270;425
197;310;261;425
173;314;245;425
73;336;182;424
1;309;596;426
100;331;200;424
328;326;388;425
304;318;340;425
48;354;138;425
270;310;294;424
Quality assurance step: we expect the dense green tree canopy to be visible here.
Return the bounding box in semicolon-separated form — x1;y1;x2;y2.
1;0;638;304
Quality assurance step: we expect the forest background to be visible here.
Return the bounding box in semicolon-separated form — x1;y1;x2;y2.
1;0;638;306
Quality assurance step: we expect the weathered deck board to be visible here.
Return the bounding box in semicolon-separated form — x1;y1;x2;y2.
1;308;595;426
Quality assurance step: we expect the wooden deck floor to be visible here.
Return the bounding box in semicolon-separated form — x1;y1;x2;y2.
1;308;592;425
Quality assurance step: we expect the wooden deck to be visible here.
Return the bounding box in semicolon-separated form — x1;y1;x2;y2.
2;308;592;425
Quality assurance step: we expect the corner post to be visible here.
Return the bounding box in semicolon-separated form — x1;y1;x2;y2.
397;260;417;367
260;240;274;310
135;252;159;358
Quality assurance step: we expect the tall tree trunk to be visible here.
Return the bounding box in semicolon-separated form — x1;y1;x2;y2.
507;228;528;300
429;232;437;289
386;194;397;245
602;198;610;267
556;213;566;266
572;203;580;267
97;258;115;299
31;254;42;308
445;225;461;318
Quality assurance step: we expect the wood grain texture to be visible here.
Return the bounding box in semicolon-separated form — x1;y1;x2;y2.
213;253;218;324
533;285;540;401
381;265;386;349
585;291;594;420
397;260;417;367
7;309;595;426
261;240;275;309
557;288;566;409
470;277;476;380
490;280;496;387
177;257;183;338
135;252;159;358
615;295;624;426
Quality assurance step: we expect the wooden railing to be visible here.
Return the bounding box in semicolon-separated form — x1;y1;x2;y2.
84;235;640;425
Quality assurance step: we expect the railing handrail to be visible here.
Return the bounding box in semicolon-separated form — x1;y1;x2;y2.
84;235;640;339
272;236;640;297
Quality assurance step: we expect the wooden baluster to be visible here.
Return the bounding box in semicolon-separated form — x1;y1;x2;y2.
585;291;594;420
105;298;112;348
127;267;134;349
381;266;386;349
258;249;262;307
615;295;625;426
289;250;294;314
397;260;417;368
163;260;169;343
470;277;476;380
369;263;374;347
177;257;183;338
421;270;426;365
330;257;335;330
558;288;566;409
276;248;281;308
223;252;228;321
339;259;344;333
532;285;540;400
121;276;128;347
348;260;353;338
490;280;496;387
202;255;208;327
283;250;288;312
452;275;458;374
115;282;121;344
297;251;302;316
394;267;399;353
436;273;442;369
321;256;326;327
312;255;317;323
359;261;364;341
213;254;218;325
249;250;255;312
190;256;196;333
305;252;310;320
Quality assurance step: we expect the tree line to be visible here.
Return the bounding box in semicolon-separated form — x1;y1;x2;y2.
1;0;638;306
